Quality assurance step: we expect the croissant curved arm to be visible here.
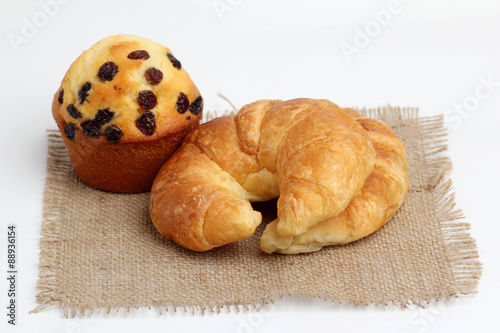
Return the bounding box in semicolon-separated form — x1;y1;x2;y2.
149;142;262;251
260;110;409;254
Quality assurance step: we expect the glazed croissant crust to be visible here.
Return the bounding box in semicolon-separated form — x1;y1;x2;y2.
149;99;409;253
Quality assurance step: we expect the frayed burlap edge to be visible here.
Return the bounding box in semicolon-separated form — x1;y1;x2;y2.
32;106;482;316
358;106;482;303
32;133;71;315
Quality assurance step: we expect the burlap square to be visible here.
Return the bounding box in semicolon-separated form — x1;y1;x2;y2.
33;107;481;317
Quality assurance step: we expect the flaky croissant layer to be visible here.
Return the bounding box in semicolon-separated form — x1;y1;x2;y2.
149;99;409;253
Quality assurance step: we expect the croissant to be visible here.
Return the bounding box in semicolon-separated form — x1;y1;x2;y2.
149;99;408;253
260;108;409;253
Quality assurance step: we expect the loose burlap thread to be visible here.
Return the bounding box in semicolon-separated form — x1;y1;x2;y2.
34;107;481;317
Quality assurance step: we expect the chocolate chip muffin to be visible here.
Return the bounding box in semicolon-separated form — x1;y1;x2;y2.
52;35;203;192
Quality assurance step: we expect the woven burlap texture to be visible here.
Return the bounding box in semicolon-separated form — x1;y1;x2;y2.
34;107;481;317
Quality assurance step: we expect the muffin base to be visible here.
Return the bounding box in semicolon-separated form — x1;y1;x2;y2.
54;118;199;193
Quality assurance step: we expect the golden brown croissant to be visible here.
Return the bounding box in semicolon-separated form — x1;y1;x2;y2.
149;99;408;253
260;108;409;253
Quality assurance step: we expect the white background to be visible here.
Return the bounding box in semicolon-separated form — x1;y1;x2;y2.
1;0;499;332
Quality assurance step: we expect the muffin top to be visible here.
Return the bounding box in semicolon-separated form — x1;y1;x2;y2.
53;34;202;143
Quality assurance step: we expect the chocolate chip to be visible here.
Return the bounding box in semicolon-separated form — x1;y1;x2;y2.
176;92;189;113
167;53;181;69
137;90;157;110
98;61;118;81
104;125;123;142
65;123;76;141
58;89;64;104
145;68;163;85
136;111;156;135
189;96;203;114
66;104;82;119
128;50;150;60
186;116;191;120
78;82;92;104
81;120;101;137
94;108;115;127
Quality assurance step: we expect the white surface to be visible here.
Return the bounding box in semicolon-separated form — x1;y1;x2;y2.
1;0;499;332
